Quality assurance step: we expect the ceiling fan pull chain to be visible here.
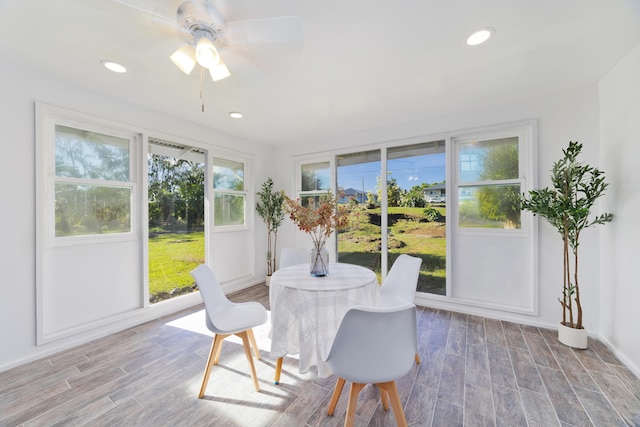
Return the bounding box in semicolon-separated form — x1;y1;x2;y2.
200;66;205;112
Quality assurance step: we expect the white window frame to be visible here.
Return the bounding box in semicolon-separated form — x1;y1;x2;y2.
212;154;250;231
35;103;146;346
290;157;335;254
452;125;531;236
296;157;334;198
41;109;139;247
447;120;538;315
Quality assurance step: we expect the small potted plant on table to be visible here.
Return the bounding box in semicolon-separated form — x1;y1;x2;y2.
520;141;613;349
283;191;350;277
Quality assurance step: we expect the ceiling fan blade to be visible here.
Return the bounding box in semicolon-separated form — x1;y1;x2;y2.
225;16;303;48
219;48;269;85
108;0;179;33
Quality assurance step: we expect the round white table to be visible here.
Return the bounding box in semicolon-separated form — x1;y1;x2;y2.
269;262;379;378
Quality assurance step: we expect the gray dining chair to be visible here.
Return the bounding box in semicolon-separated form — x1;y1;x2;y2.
191;264;268;396
279;247;310;268
322;303;417;427
379;254;422;363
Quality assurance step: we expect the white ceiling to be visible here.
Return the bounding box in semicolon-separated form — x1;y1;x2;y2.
1;0;639;145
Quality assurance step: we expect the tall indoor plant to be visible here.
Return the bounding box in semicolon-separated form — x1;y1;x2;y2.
520;141;613;348
256;178;285;285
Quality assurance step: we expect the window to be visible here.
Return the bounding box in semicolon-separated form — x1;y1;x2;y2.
456;136;522;229
54;125;134;237
299;160;330;208
212;157;246;226
387;141;446;295
148;139;205;304
294;122;535;314
336;150;382;267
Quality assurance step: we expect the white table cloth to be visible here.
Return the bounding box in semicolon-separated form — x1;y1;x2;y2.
269;262;379;378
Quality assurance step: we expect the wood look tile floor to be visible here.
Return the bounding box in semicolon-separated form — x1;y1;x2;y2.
1;284;640;426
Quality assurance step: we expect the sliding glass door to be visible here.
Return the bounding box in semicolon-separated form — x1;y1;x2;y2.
387;141;446;295
147;139;205;304
336;150;382;274
335;142;446;294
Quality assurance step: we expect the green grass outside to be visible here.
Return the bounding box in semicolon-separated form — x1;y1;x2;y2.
148;206;446;298
339;206;446;295
148;232;205;295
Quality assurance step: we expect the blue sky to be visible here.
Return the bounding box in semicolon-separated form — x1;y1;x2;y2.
337;153;446;193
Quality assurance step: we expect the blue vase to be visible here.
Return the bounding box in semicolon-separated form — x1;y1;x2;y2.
310;247;329;277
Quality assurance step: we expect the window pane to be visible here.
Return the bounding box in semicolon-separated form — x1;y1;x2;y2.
459;137;518;182
300;194;324;209
458;184;521;229
55;183;131;236
213;158;244;191
301;162;330;191
337;151;381;205
387;141;447;295
214;194;245;226
55;125;130;181
148;153;205;232
336;150;381;276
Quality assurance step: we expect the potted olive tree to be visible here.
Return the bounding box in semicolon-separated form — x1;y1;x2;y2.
521;141;613;348
256;177;285;286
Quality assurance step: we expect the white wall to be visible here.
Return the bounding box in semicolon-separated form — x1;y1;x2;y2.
274;84;603;331
599;41;640;375
0;59;272;371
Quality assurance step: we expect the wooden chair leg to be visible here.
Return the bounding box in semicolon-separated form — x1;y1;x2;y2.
247;329;261;360
345;383;365;427
415;352;421;364
379;386;389;411
377;381;407;427
199;334;225;398
274;357;283;384
212;333;228;364
238;331;261;391
327;377;346;415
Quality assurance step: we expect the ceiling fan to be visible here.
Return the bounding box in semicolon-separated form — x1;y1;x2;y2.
170;0;232;81
111;0;304;85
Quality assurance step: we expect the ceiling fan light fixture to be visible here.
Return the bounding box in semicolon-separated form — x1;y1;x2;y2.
170;45;196;74
466;27;495;46
195;33;220;69
209;62;231;81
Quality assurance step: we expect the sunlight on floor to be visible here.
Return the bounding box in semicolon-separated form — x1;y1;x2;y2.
165;309;211;336
164;309;291;360
163;308;312;425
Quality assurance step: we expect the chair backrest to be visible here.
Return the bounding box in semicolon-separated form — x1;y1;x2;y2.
379;254;422;304
191;265;233;332
323;304;417;384
280;247;310;269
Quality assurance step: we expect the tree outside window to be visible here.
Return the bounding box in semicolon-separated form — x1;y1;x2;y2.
458;137;521;229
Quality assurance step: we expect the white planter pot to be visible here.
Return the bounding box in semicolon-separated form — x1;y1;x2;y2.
558;322;588;349
265;275;271;287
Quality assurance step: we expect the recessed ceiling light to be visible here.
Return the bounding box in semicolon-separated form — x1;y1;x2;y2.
229;112;243;118
466;27;495;46
101;60;126;73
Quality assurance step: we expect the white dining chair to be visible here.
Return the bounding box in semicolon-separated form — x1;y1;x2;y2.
279;247;310;268
379;254;422;305
322;303;417;427
191;264;268;396
379;254;422;363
